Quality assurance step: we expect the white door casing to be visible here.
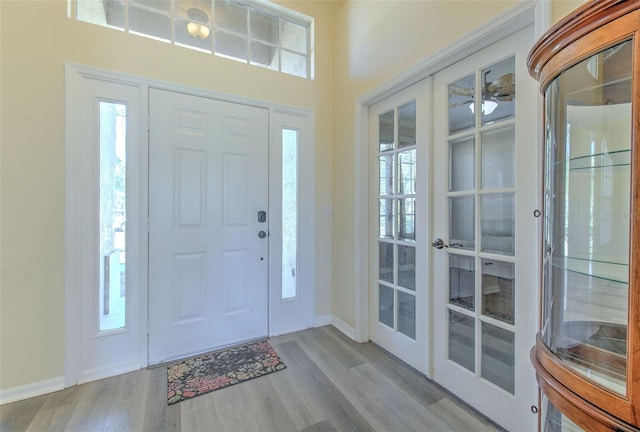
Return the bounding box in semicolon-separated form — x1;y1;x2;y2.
431;25;539;431
148;89;269;364
368;80;430;375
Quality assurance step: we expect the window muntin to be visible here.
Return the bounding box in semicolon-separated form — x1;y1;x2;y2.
75;0;311;78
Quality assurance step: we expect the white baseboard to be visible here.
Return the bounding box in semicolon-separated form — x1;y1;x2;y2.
330;316;357;340
77;361;141;386
0;376;65;405
314;315;333;327
270;321;313;337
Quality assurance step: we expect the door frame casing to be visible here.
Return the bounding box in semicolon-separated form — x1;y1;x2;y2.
65;63;315;386
353;0;547;344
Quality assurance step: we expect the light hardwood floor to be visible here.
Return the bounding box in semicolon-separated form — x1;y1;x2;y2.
0;326;503;432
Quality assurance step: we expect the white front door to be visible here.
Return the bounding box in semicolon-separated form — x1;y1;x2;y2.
148;89;269;364
431;26;539;431
368;80;429;374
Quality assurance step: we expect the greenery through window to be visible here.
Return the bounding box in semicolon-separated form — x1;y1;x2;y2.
76;0;311;78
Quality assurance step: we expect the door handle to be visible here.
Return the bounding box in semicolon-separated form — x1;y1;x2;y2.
258;210;267;223
431;238;463;249
258;230;267;239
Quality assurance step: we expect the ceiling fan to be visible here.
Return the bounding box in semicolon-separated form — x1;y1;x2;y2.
449;70;515;108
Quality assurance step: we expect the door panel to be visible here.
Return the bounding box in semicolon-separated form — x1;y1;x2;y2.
368;80;429;374
431;25;539;431
148;89;269;364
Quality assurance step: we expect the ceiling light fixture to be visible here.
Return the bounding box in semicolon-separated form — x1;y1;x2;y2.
186;8;210;39
469;100;498;115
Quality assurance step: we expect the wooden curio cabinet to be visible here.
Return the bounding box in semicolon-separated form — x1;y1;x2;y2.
528;1;640;431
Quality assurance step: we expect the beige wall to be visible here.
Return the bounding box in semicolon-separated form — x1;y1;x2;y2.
0;0;337;390
0;0;589;392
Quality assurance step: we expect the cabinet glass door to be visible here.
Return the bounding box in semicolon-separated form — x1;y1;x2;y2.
542;40;632;395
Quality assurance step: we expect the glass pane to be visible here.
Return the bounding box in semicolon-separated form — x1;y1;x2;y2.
397;245;415;290
449;74;475;134
449;137;475;192
481;57;515;125
398;291;416;339
379;242;394;283
175;17;212;52
398;149;416;195
282;129;298;300
78;0;121;27
481;126;514;189
449;196;474;250
379;284;394;328
215;30;247;62
174;1;212;21
481;322;515;394
214;0;247;34
449;310;475;372
398;102;416;148
449;254;474;311
281;50;307;78
481;193;515;255
250;10;278;44
542;39;632;395
99;102;127;332
541;394;584;432
378;199;394;239
131;0;171;13
129;6;171;41
379;110;394;152
250;41;278;70
398;198;415;242
281;19;307;53
379;154;394;195
482;259;514;324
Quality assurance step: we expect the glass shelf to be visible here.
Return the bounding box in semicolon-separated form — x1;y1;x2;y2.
564;149;630;170
554;256;629;284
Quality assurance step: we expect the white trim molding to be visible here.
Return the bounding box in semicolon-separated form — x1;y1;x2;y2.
353;0;543;341
0;377;64;405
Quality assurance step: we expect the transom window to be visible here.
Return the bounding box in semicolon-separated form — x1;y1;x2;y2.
75;0;312;78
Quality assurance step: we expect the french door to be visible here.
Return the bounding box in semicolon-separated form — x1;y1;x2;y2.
368;80;429;374
148;89;269;364
431;26;539;431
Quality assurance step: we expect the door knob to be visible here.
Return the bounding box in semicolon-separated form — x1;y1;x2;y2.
258;230;267;239
431;238;463;249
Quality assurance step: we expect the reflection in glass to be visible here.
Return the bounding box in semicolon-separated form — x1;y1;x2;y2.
450;137;475;192
541;394;584;432
250;10;278;44
481;57;515;125
398;150;416;194
398;245;415;290
398;198;415;242
379;154;394;195
215;30;248;62
481;322;515;394
379;284;394;328
449;74;475;134
99;102;127;332
449;254;475;311
379;242;394;283
449;196;474;250
449;310;475;372
214;0;248;33
481;193;515;255
398;291;416;339
379;199;394;239
379;110;394;152
482;127;515;189
129;6;171;41
398;102;416;148
482;259;514;324
542;39;632;395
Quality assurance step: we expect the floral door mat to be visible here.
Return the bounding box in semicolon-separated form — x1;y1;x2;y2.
167;340;286;405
